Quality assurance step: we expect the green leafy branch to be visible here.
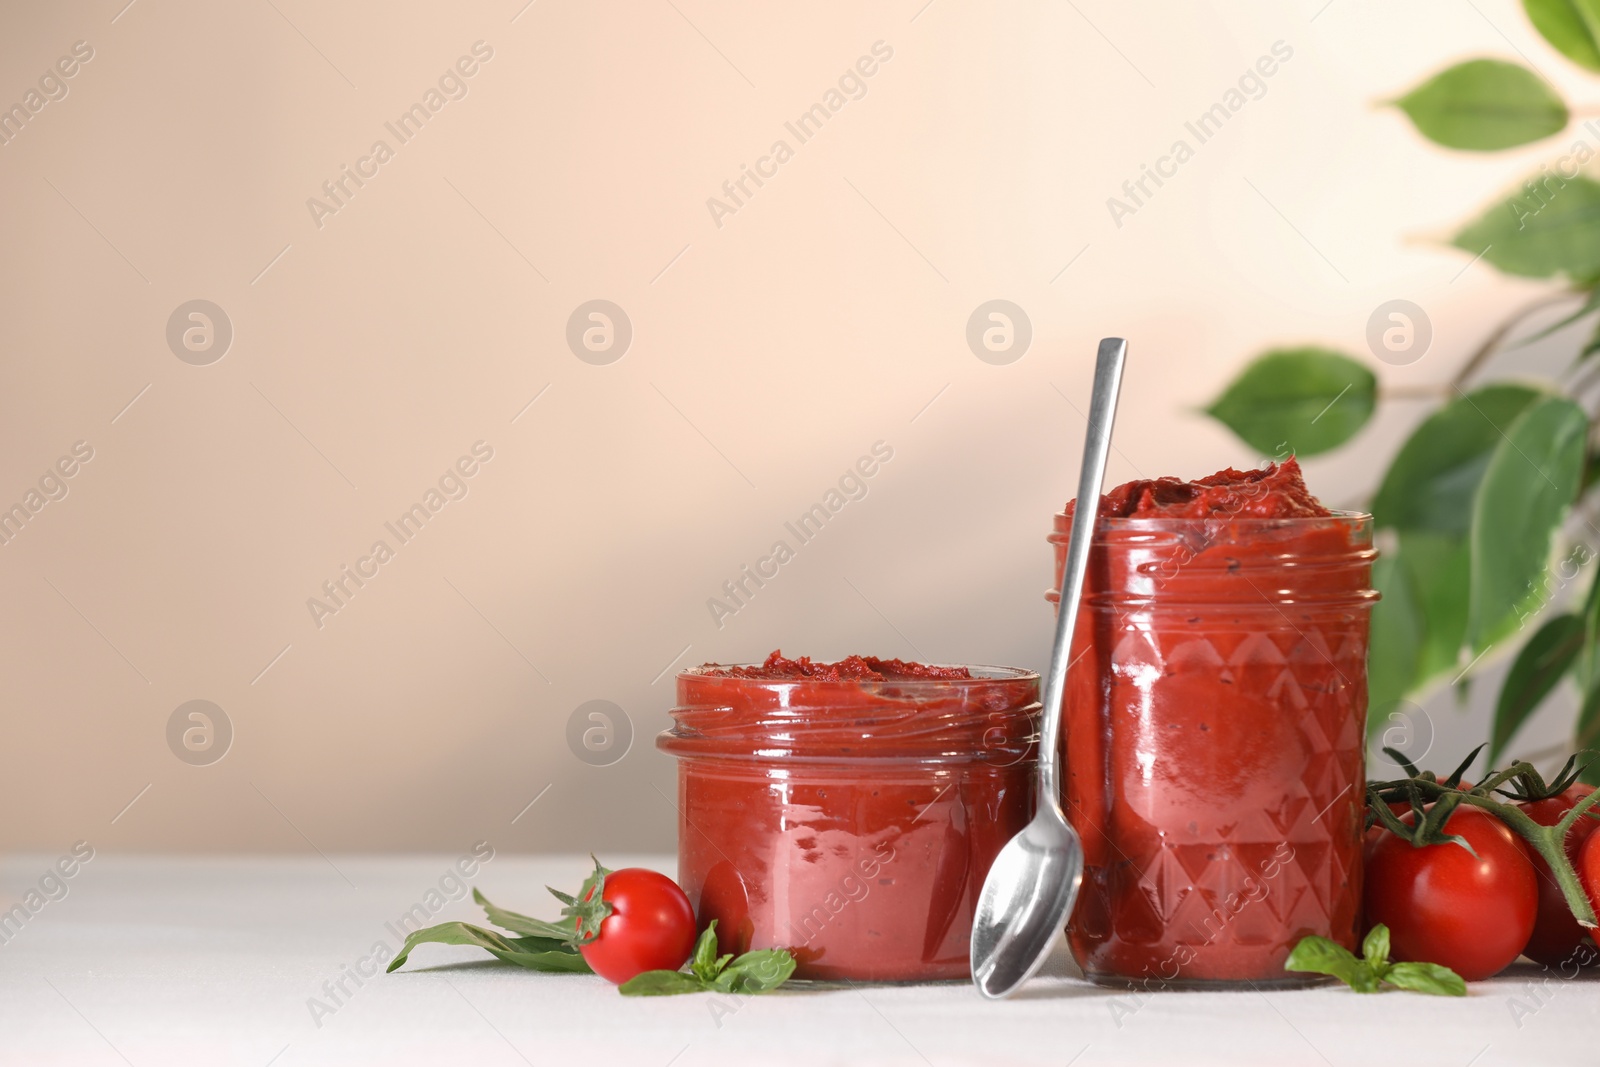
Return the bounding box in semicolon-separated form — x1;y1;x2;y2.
1204;2;1600;778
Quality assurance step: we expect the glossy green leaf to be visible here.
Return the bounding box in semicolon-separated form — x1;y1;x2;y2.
1491;612;1583;762
1576;565;1600;692
1372;385;1542;536
386;921;591;973
1577;569;1600;776
1578;684;1600;785
1454;176;1600;280
1525;0;1600;71
1467;397;1588;652
1583;451;1600;494
1407;533;1474;683
1369;387;1579;692
1367;550;1426;733
1204;348;1376;457
1394;59;1568;150
1384;961;1468;996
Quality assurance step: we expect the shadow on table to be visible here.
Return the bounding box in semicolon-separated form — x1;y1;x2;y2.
388;936;1125;1000
781;938;1107;999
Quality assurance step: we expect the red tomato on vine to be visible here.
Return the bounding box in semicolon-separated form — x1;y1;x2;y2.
1364;807;1537;981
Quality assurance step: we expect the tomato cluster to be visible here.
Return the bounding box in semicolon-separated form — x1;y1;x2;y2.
1364;783;1600;980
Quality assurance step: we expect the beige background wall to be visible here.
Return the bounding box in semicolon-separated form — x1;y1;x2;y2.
1;0;1584;854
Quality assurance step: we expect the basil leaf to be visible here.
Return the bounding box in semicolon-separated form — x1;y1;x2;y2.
618;970;710;997
386;921;590;973
1361;925;1392;972
711;950;797;995
1385;961;1468;996
690;923;723;984
471;889;577;942
1395;58;1568;150
1204;348;1375;457
1466;396;1587;653
1284;935;1379;992
1454;176;1600;280
1525;0;1600;72
1492;612;1583;762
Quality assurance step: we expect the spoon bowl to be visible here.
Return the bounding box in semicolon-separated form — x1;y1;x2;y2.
969;336;1127;1000
970;804;1084;997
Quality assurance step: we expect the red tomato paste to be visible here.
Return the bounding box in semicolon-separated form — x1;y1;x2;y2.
661;652;1038;980
1067;457;1333;520
1052;460;1377;986
705;651;974;682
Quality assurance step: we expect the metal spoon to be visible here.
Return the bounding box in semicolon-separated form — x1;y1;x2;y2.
970;336;1127;999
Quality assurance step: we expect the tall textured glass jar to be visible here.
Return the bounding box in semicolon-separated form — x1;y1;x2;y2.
1048;509;1378;988
660;660;1038;981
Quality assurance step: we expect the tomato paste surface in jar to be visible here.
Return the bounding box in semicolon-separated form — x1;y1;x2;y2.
660;652;1038;981
1050;459;1377;987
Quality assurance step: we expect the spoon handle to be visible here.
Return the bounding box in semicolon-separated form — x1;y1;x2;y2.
1037;338;1127;812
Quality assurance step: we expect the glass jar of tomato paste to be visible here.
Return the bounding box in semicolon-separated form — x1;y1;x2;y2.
659;653;1038;981
1049;461;1377;988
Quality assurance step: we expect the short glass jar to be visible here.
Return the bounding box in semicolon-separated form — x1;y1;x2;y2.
659;664;1039;981
1048;510;1378;988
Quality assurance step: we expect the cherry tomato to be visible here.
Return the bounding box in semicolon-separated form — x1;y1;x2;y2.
1575;823;1600;942
1364;806;1538;981
1519;786;1600;968
578;868;697;984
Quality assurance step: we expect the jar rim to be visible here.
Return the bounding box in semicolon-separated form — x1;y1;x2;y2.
663;664;1040;763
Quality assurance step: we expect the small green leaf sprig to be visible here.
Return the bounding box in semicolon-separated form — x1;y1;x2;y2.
619;921;797;997
1287;926;1466;996
385;859;798;997
386;857;617;975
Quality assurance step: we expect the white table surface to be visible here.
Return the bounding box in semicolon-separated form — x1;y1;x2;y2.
0;853;1593;1066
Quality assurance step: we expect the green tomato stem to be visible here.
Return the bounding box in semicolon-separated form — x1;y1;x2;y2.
1387;777;1599;928
1455;794;1596;928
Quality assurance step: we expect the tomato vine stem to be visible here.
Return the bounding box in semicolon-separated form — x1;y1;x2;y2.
1369;757;1600;929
